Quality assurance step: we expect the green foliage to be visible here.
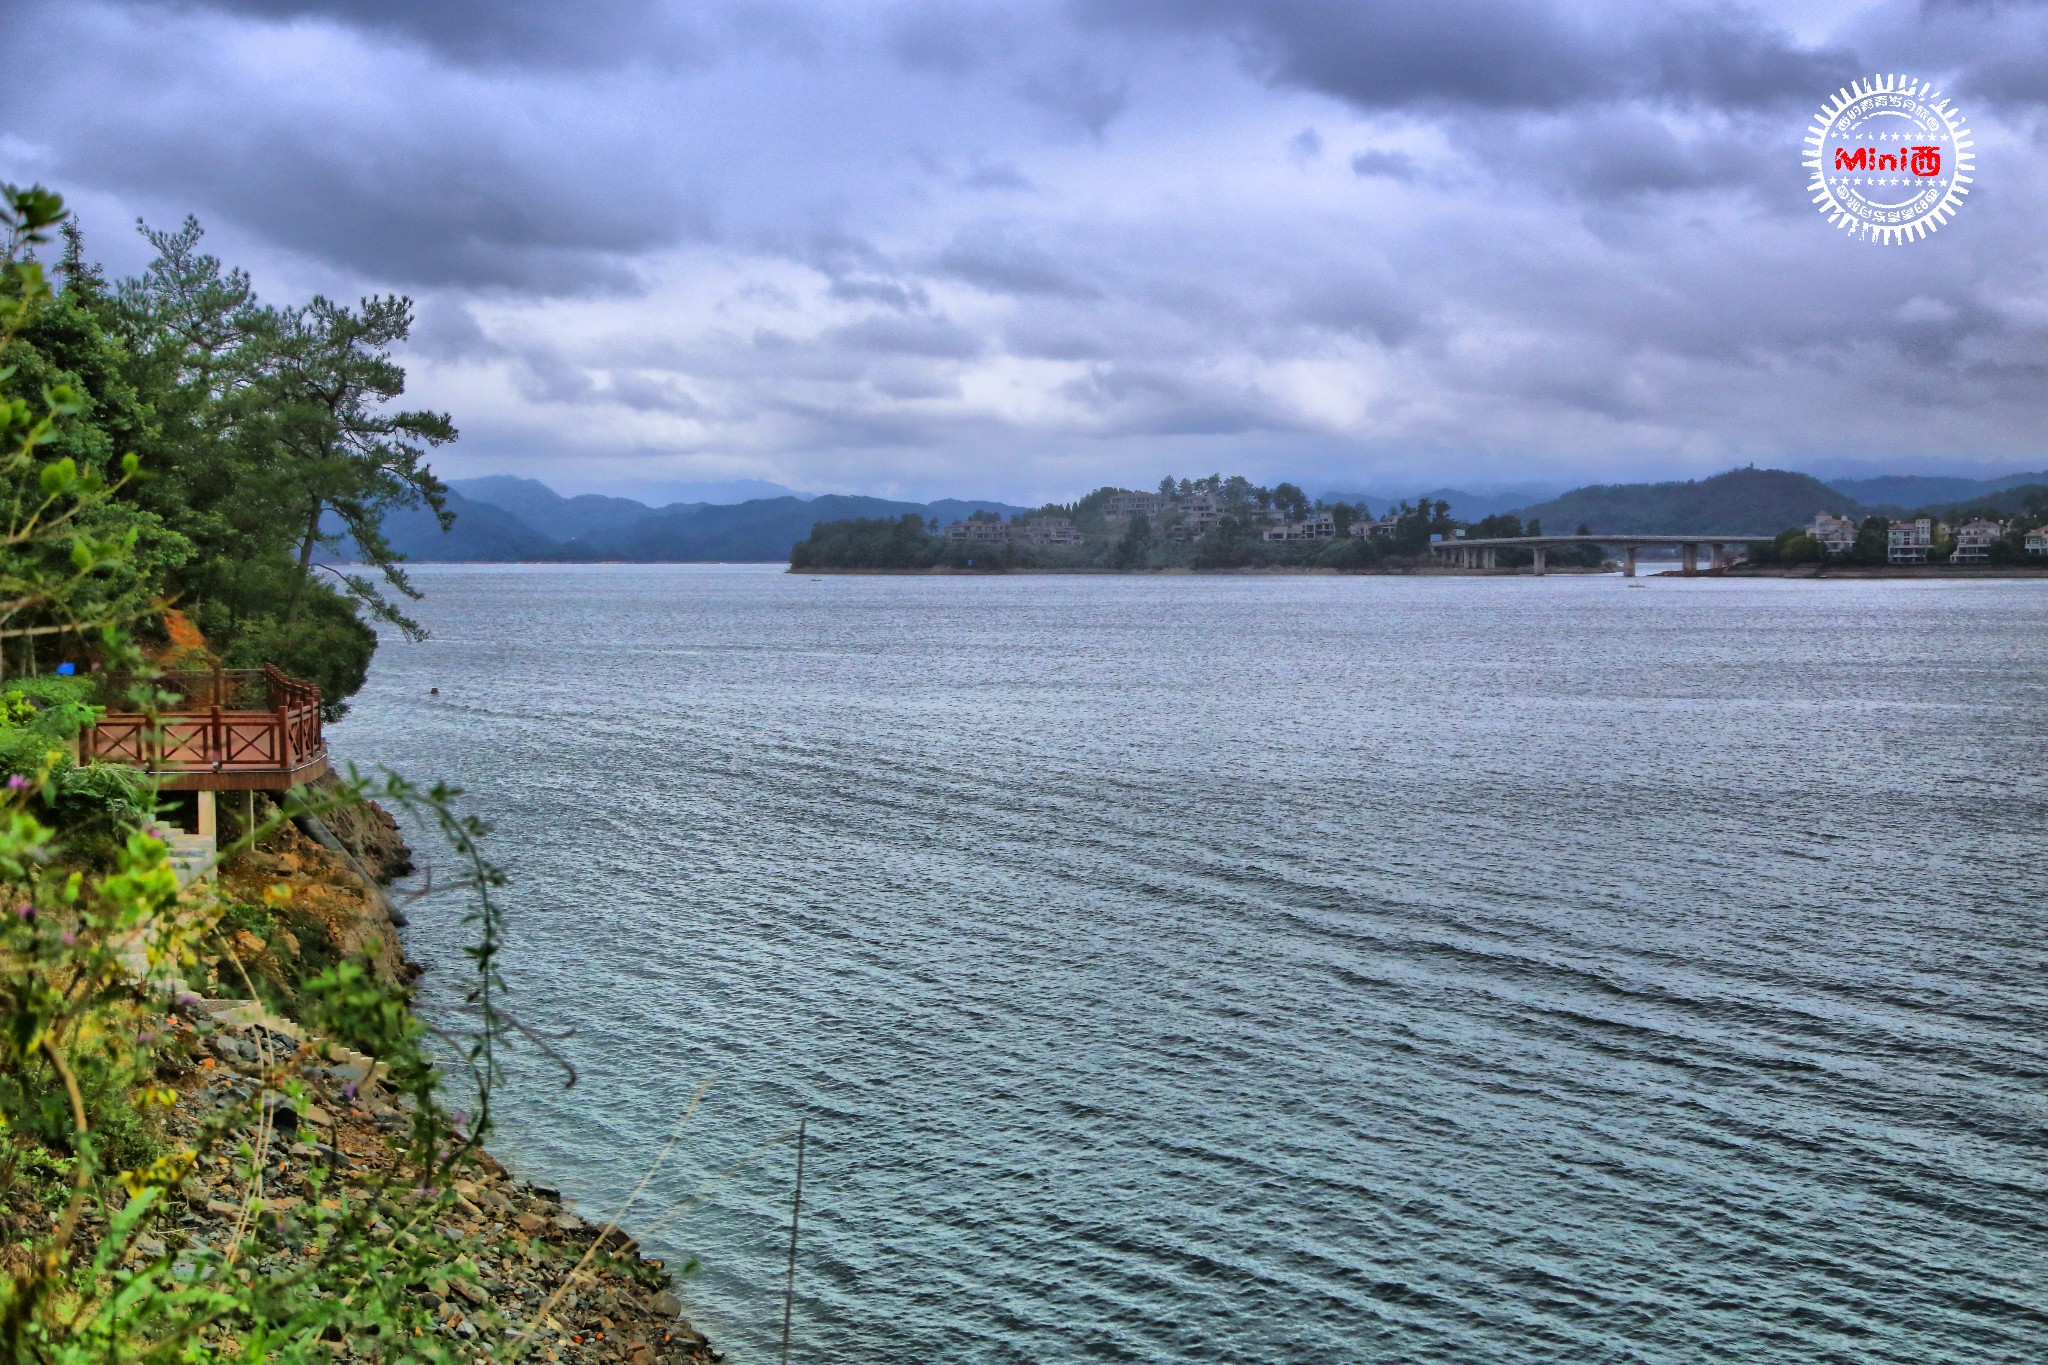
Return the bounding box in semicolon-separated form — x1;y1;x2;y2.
41;763;154;846
0;195;460;710
0;763;527;1362
789;512;933;569
1109;513;1152;569
0;185;539;1362
1848;516;1891;567
1757;529;1825;565
218;591;375;723
0;191;175;677
1308;533;1375;569
0;674;97;776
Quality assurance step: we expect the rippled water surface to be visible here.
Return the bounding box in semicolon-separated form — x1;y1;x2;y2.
335;566;2048;1363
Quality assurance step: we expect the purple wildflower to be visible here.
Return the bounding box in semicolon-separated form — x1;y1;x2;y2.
59;930;75;946
6;774;28;790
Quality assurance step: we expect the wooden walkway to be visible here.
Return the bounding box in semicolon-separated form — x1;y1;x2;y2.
81;666;330;791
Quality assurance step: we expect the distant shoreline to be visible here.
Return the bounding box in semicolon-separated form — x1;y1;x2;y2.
387;560;2048;578
1718;564;2048;579
796;563;2048;579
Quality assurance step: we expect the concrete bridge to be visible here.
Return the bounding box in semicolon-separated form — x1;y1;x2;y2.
1430;533;1777;577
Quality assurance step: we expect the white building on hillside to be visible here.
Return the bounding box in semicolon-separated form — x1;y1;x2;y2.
1017;517;1084;546
1263;512;1337;543
1180;492;1227;536
1888;517;1934;564
1103;491;1168;520
2027;524;2048;555
1810;511;1858;555
1349;511;1402;539
944;518;1012;545
1950;519;2002;564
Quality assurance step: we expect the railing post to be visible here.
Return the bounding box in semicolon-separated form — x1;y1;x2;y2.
210;704;224;771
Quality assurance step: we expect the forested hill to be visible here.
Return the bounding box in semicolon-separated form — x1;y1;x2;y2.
1509;468;1858;535
1826;470;2048;510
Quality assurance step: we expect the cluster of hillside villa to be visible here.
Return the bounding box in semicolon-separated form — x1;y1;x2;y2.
1810;511;2048;564
943;490;1408;548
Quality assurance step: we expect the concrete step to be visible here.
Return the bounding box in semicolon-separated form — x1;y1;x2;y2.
165;833;217;888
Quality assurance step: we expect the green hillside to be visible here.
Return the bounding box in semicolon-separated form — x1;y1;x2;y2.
1512;468;1858;536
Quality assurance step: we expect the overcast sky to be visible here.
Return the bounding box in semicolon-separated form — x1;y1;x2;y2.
7;0;2048;501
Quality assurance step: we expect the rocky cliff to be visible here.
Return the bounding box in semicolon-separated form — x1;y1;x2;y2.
163;792;723;1362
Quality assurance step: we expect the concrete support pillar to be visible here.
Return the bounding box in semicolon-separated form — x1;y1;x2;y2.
1712;542;1727;570
1682;543;1699;575
1532;547;1547;576
1485;548;1497;570
1623;546;1637;578
196;790;216;841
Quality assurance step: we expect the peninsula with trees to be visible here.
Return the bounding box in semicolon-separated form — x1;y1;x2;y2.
788;468;2048;574
787;475;1607;572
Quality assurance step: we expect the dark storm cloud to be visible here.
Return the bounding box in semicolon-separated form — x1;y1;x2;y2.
936;227;1102;299
821;314;985;360
827;276;932;311
11;0;2047;498
886;0;1015;76
4;3;703;291
1289;270;1423;348
116;0;725;68
959;162;1036;192
1016;58;1131;140
1856;0;2048;110
1087;0;1847;111
1060;365;1283;437
1350;150;1418;181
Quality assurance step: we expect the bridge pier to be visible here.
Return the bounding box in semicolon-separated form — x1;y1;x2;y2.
1532;547;1547;576
1682;543;1699;576
1623;547;1637;578
1484;547;1497;569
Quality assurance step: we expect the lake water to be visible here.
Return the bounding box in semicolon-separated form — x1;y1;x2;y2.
334;565;2048;1364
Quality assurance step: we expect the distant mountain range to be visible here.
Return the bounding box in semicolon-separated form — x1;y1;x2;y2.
359;466;2048;564
1320;485;1561;521
363;477;1029;563
1821;470;2048;510
1506;466;2048;536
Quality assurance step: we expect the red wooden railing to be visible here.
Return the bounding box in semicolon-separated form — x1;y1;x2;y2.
81;666;326;785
